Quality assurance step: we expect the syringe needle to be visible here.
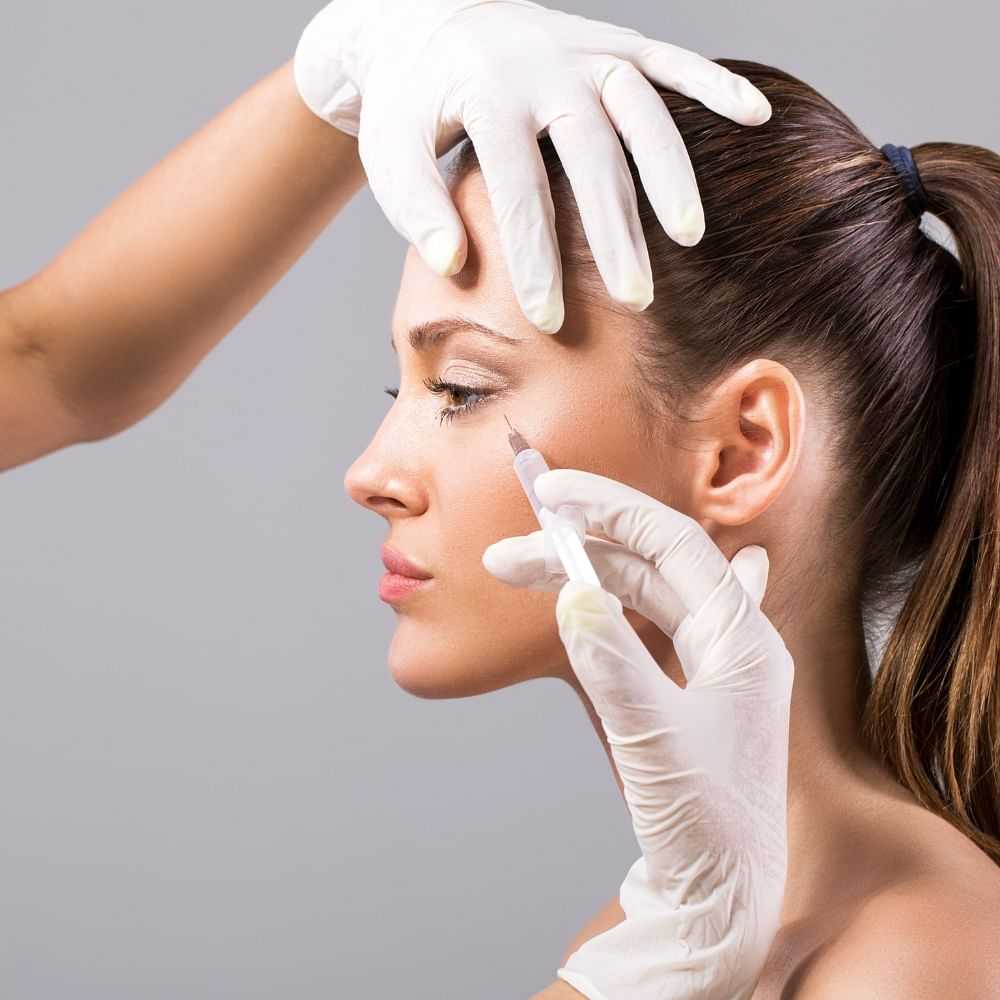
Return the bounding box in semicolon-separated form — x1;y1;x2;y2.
503;413;530;455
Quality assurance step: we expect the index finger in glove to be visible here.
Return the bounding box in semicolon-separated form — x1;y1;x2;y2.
357;112;470;279
483;529;688;634
482;529;769;638
533;469;779;685
534;468;734;617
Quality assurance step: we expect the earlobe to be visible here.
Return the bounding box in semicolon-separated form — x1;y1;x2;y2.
689;359;805;528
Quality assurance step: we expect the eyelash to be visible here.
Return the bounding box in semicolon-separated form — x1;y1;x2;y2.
383;376;494;425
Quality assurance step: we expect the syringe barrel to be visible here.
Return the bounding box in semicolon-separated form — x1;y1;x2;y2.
513;447;551;521
511;446;598;585
539;506;600;586
513;446;586;547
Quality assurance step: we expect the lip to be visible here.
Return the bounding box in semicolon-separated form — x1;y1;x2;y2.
381;544;433;581
378;572;431;603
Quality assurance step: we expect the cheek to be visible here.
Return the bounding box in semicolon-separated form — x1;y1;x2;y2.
383;439;573;698
381;380;678;700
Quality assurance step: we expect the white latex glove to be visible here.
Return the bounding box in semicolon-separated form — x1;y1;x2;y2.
293;0;772;334
481;469;794;1000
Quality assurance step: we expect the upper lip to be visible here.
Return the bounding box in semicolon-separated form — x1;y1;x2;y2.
381;544;433;580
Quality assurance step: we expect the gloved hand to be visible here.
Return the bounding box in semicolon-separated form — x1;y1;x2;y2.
293;0;772;334
481;468;794;1000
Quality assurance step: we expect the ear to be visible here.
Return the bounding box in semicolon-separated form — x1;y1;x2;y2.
686;359;806;527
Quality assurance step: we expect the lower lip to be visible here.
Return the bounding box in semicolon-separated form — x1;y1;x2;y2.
379;572;432;603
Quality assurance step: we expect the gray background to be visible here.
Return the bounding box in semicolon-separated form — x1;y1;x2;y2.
0;2;994;997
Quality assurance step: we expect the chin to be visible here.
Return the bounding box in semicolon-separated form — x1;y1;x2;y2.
385;615;565;700
386;658;512;700
386;626;502;700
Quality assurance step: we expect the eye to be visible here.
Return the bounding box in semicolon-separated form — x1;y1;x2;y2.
383;378;495;425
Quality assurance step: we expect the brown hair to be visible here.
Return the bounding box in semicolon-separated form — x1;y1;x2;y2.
447;58;1000;862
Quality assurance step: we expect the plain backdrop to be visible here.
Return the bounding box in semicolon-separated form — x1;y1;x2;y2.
1;1;995;997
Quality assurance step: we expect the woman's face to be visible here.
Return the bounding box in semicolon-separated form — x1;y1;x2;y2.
344;169;686;699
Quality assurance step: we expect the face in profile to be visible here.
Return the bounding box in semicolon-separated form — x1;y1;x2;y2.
344;168;689;700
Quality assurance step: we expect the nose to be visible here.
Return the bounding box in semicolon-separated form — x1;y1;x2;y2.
343;450;427;520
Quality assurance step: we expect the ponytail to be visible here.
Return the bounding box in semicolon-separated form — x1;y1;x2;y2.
863;142;1000;862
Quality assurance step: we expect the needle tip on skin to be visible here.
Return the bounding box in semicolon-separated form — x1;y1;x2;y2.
504;414;530;455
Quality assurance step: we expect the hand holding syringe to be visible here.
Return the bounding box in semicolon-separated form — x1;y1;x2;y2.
486;419;795;1000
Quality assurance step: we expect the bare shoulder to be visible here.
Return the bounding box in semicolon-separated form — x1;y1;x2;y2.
789;865;1000;999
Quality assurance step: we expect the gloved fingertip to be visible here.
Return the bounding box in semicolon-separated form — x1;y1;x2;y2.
482;537;530;578
529;286;565;334
670;201;706;247
731;544;769;605
738;78;773;124
423;230;465;276
555;580;622;633
613;270;655;312
481;543;505;575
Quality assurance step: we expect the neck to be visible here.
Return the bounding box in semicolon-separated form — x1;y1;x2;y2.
562;595;910;925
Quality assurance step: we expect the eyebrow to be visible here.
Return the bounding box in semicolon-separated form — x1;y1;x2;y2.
390;315;526;354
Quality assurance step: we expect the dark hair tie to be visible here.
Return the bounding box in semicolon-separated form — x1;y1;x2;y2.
880;143;929;220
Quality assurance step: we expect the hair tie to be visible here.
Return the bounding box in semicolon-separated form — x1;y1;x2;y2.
880;143;929;220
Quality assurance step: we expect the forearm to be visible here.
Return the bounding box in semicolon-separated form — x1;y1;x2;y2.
530;981;586;999
3;58;366;439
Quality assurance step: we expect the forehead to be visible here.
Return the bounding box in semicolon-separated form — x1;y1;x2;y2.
391;170;529;344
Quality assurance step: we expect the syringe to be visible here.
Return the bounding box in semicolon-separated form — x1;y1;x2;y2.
504;415;601;587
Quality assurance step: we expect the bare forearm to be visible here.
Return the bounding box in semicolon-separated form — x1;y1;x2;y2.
3;58;366;439
530;980;586;999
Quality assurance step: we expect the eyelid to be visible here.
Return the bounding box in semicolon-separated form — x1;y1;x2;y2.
435;358;501;378
440;341;525;375
438;360;509;384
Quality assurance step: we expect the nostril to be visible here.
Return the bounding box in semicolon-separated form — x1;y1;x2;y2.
369;496;407;513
